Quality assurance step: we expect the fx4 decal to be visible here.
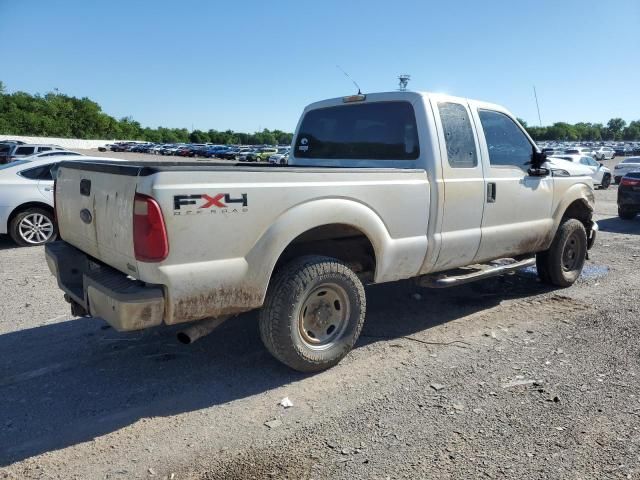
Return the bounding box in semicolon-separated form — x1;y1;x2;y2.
173;194;248;215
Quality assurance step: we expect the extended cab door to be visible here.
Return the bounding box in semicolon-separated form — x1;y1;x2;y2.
471;107;553;262
430;98;485;270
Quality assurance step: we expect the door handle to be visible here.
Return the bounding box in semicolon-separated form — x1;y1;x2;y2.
43;187;52;192
487;182;496;203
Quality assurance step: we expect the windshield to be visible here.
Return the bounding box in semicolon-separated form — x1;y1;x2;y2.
623;157;640;163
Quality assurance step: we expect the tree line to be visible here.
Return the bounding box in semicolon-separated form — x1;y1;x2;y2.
0;81;293;145
518;118;640;142
1;81;638;144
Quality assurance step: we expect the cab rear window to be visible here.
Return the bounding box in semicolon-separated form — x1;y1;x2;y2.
295;101;419;160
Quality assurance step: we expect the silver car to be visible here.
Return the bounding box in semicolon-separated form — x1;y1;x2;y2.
0;156;116;246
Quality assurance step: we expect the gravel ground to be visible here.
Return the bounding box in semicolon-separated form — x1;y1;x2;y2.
1;157;639;479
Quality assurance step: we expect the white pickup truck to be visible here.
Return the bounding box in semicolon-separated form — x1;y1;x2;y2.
46;91;597;372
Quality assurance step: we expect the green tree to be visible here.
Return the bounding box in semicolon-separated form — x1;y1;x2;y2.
607;118;627;140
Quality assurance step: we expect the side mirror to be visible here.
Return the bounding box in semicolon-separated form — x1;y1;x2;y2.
531;149;547;168
528;167;550;177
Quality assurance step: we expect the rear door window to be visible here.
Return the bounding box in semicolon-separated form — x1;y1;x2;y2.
295;101;419;160
438;102;478;168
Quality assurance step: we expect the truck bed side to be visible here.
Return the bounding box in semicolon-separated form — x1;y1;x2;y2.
56;162;430;325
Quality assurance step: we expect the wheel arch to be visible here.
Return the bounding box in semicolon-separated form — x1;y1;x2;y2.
547;183;595;250
7;201;55;230
245;197;427;303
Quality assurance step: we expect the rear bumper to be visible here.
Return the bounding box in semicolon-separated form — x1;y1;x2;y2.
618;191;640;209
45;241;165;331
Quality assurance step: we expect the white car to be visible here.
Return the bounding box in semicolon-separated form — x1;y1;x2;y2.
268;148;290;165
564;147;596;158
613;156;640;184
21;150;83;161
550;154;612;189
0;156;119;246
593;146;615;161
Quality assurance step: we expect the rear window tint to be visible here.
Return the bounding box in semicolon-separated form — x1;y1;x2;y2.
623;158;640;163
295;101;419;160
20;164;52;180
626;172;640;178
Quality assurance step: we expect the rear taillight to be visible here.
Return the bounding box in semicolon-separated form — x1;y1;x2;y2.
133;193;169;262
620;177;640;187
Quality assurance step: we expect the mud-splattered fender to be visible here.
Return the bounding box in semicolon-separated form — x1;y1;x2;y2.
546;180;595;249
245;197;429;296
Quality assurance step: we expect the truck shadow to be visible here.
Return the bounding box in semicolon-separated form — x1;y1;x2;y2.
597;216;640;235
0;274;551;466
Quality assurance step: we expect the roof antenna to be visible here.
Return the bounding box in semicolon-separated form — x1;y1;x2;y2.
336;65;362;95
398;74;411;91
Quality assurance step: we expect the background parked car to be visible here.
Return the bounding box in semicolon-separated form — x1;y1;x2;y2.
1;144;65;164
550;154;612;189
0;156;118;246
613;156;640;183
238;148;261;161
255;147;278;162
617;172;640;220
564;147;596;158
268;151;290;165
21;150;83;161
593;146;615;160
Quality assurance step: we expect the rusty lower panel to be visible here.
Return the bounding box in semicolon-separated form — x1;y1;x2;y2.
169;287;264;324
515;232;553;256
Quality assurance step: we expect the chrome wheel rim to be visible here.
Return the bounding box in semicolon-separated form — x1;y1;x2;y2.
18;213;54;245
562;232;584;272
298;283;350;350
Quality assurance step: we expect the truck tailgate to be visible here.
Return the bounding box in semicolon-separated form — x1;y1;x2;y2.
56;162;139;275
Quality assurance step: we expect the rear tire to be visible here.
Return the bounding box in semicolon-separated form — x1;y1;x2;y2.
9;208;57;247
536;219;587;288
618;207;637;220
259;255;366;372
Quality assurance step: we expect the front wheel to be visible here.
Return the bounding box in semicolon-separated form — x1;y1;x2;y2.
600;174;611;189
536;219;587;288
259;255;366;372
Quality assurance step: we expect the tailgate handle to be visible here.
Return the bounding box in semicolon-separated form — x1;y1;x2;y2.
80;179;91;196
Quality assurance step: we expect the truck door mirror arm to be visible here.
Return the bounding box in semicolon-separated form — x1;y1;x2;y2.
527;149;550;176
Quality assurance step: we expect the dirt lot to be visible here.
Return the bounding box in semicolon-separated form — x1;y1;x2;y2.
1;157;639;479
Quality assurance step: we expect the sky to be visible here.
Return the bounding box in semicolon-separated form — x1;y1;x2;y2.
1;0;639;133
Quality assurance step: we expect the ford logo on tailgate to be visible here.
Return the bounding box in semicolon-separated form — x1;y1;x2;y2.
80;209;93;224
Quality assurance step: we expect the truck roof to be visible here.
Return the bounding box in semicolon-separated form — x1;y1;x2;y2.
303;91;508;116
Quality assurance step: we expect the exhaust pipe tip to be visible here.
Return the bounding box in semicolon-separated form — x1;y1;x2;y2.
176;331;192;345
176;316;230;345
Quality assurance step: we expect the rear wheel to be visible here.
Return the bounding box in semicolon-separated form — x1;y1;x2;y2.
618;207;637;220
259;255;366;372
9;208;57;247
536;219;587;288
